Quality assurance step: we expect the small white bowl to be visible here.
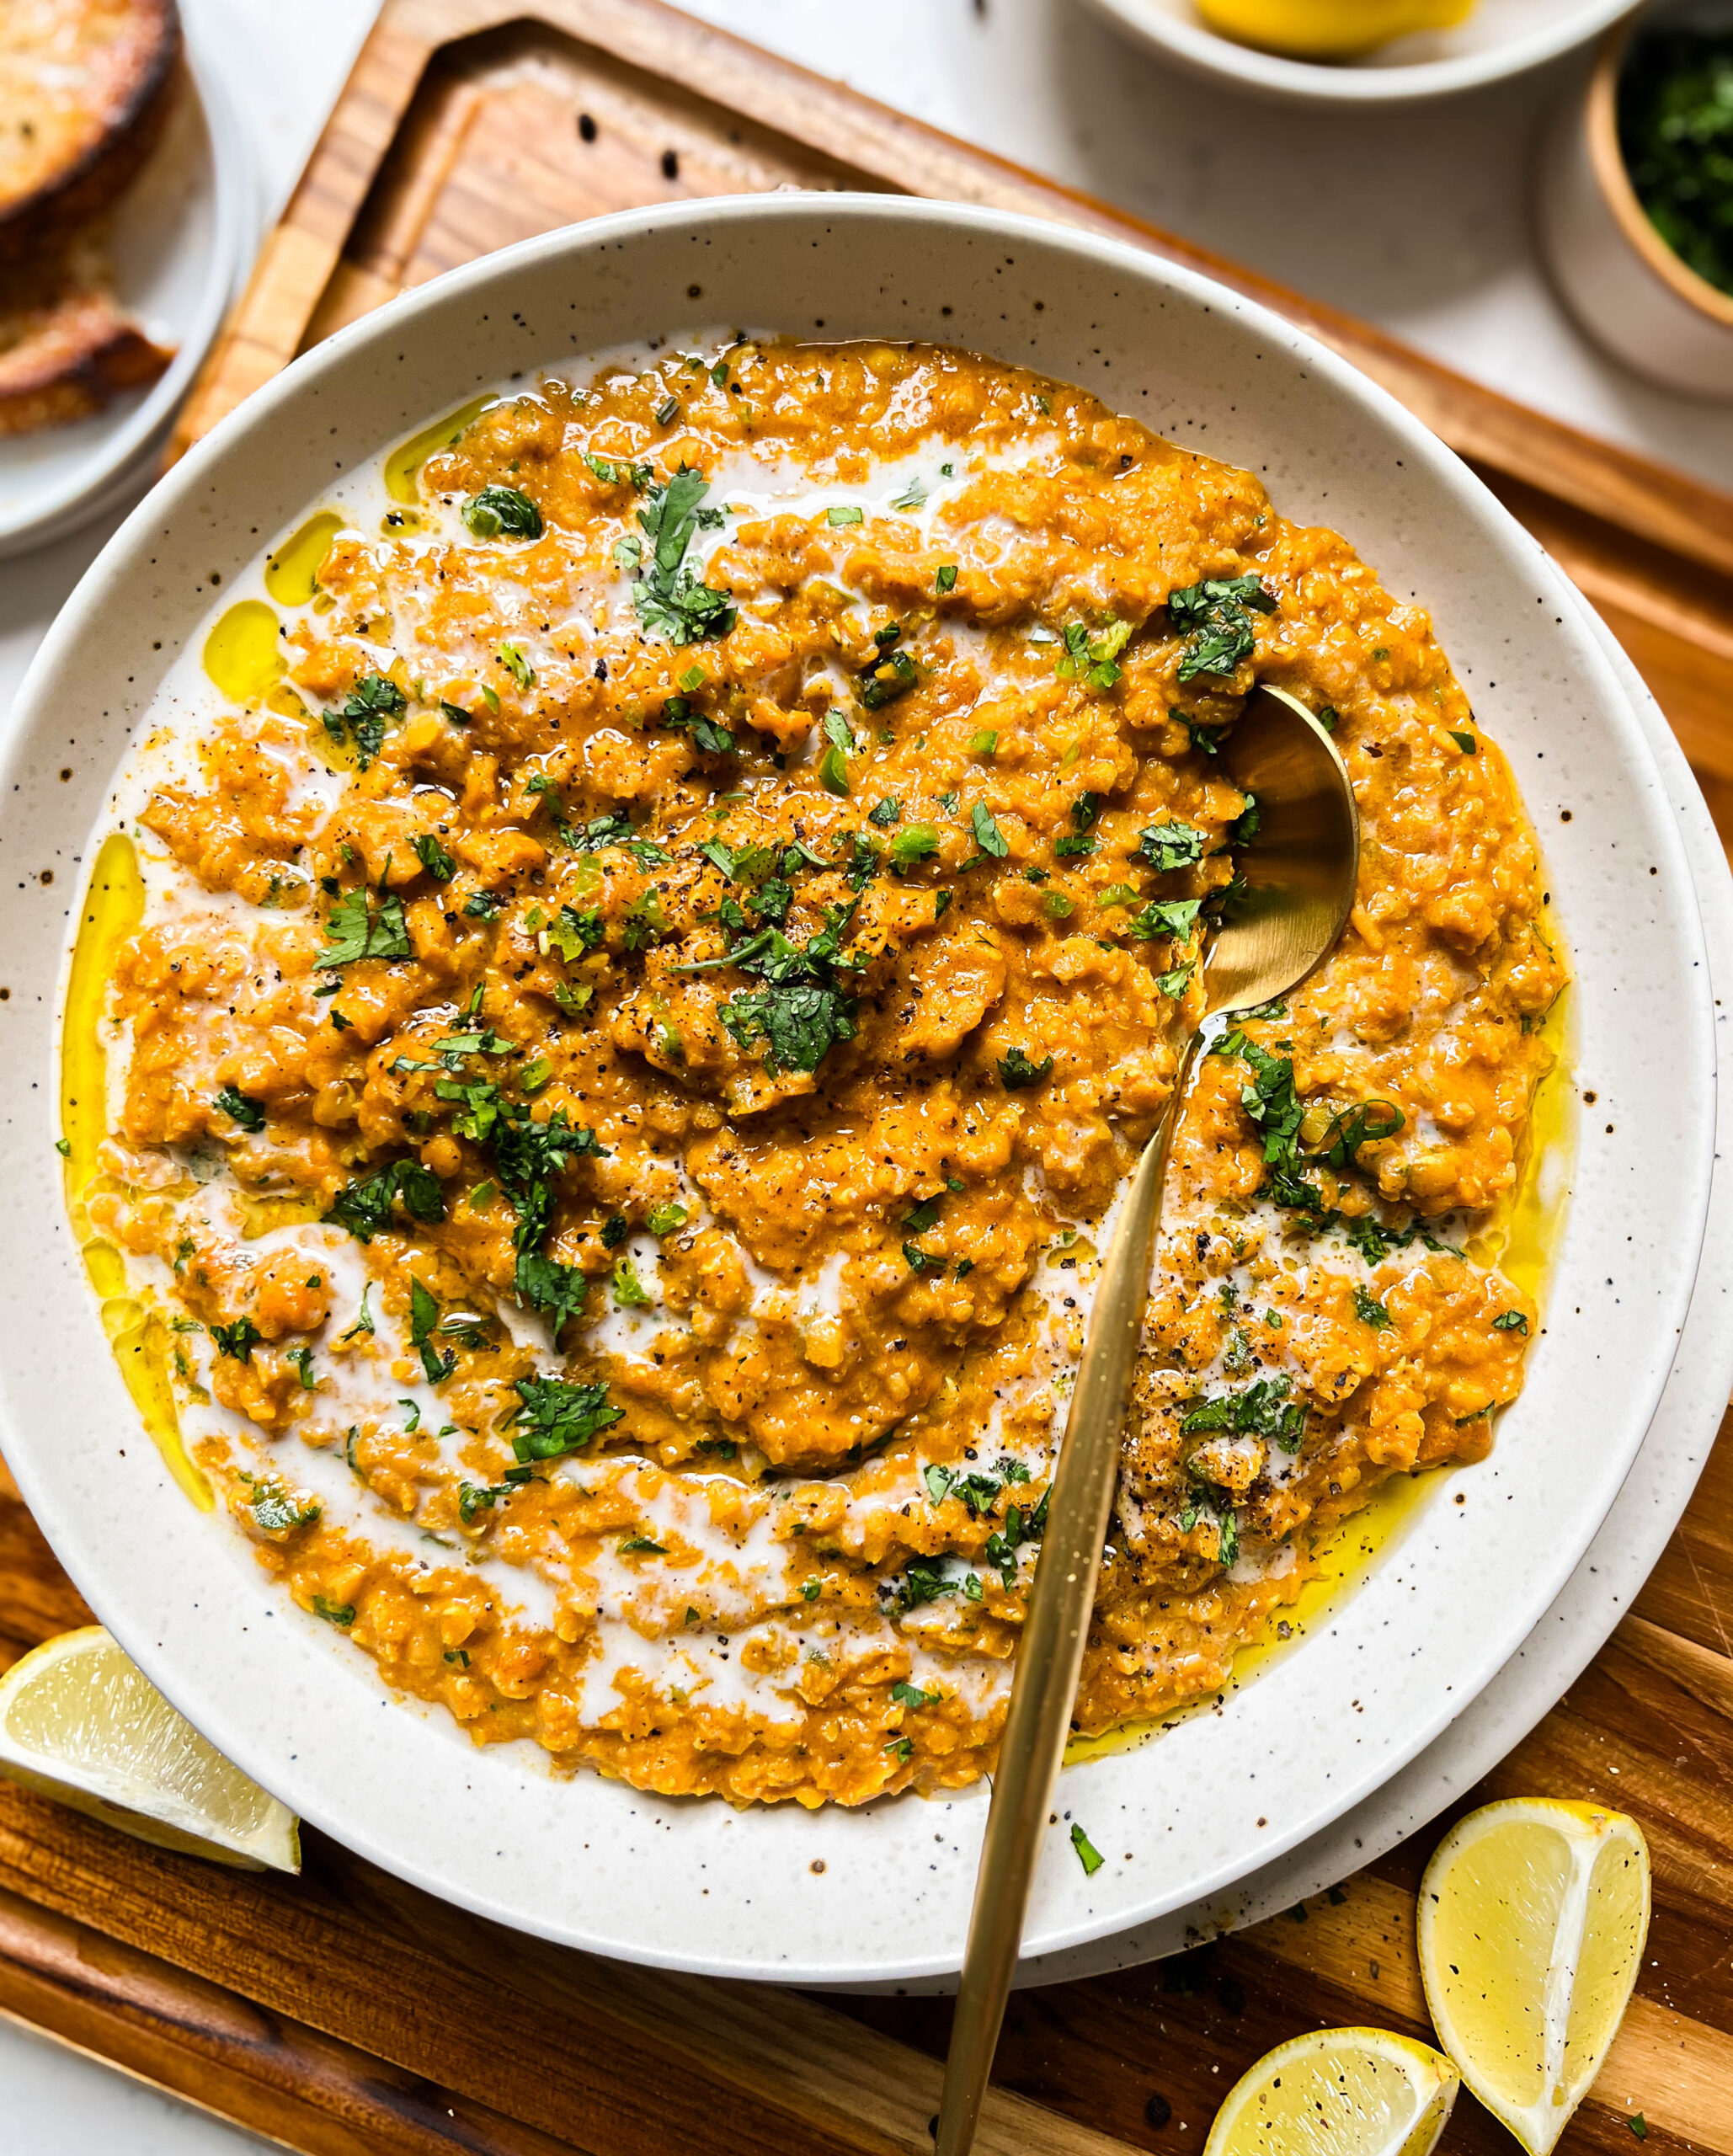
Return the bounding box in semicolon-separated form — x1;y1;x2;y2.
1085;0;1641;106
1538;10;1733;397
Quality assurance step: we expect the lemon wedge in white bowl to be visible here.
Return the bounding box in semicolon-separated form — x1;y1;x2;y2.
0;1625;299;1871
1195;0;1471;59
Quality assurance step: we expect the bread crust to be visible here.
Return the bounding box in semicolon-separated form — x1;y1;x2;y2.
0;0;183;261
0;266;173;435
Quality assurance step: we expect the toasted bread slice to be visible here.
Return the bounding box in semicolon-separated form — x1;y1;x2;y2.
0;0;181;260
0;243;173;435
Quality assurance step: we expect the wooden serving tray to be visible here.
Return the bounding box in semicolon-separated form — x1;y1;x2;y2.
3;3;1730;2150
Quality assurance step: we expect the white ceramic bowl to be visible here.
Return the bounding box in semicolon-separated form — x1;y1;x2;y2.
0;195;1715;1985
1086;0;1640;105
1538;7;1733;398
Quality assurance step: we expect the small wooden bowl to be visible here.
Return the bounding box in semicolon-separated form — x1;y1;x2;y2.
1538;11;1733;397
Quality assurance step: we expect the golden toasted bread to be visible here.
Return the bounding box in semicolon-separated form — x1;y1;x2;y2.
0;0;181;261
0;243;173;435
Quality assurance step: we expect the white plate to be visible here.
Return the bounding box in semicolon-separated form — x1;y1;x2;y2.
0;35;249;561
1084;0;1640;105
0;195;1716;1985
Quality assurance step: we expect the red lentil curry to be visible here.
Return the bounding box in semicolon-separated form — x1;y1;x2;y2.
78;338;1565;1806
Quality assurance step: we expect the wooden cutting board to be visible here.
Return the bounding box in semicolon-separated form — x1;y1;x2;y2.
3;3;1730;2151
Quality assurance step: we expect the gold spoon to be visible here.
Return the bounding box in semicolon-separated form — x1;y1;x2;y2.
934;683;1359;2156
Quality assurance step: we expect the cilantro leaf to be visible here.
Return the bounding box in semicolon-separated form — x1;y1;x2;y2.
211;1316;263;1362
314;887;413;970
997;1047;1053;1090
411;833;456;882
213;1086;265;1133
1136;819;1210;873
722;981;856;1074
1168;575;1276;681
970;802;1008;858
462;485;543;540
506;1374;623;1462
1353;1284;1391;1330
325;1157;447;1243
632;467;738;645
1181;1374;1305;1454
408;1277;456;1385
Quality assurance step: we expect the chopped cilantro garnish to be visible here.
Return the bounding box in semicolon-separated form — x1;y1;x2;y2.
213;1086;265;1133
312;1594;354;1624
632;467;738;645
314;885;413;970
859;638;918;711
869;797;902;827
585;451;653;491
326;1157;446;1243
1319;1100;1405;1168
211;1316;262;1363
647;1201;688;1236
1181;1374;1305;1454
1056;618;1132;690
890;476;927;511
506;1374;623;1462
1492;1310;1529;1334
970;802;1008;858
412;832;456;882
462;485;542;540
936;563;958;595
1449;729;1478;755
1168;575;1277;680
998;1047;1053;1089
323;674;406;769
1069;1822;1105;1876
1124;897;1202;942
1353;1285;1391;1330
408;1277;456;1385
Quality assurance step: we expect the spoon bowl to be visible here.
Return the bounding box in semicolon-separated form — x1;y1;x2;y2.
936;684;1359;2156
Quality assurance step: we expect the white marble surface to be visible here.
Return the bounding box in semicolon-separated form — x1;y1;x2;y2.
5;0;1725;2143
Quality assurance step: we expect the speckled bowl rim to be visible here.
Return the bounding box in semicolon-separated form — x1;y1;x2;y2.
0;194;1714;1984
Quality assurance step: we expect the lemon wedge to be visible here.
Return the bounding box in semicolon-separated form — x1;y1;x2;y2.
1204;2027;1458;2156
0;1625;299;1872
1417;1798;1650;2154
1194;0;1473;60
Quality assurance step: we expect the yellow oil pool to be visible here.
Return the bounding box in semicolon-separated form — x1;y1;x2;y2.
383;395;497;505
61;832;210;1509
202;600;284;703
264;511;345;606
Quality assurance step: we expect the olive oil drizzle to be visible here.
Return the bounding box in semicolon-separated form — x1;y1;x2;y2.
61;831;211;1510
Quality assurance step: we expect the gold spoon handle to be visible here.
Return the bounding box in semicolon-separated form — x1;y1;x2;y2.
933;1040;1196;2156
